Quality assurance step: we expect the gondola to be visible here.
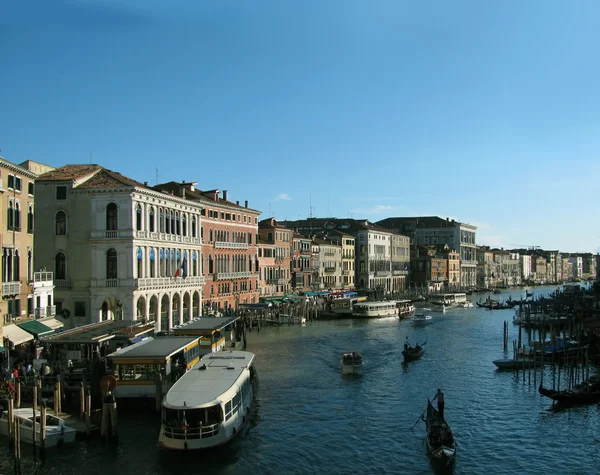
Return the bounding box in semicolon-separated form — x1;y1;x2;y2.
538;383;600;406
424;399;455;462
402;340;425;362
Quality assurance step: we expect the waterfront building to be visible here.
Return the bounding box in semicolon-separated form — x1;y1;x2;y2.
290;233;313;291
311;237;342;290
531;255;548;284
376;216;477;288
580;253;597;280
0;157;40;343
310;241;321;290
520;254;532;282
411;245;448;293
154;183;260;312
257;239;278;296
476;246;496;288
312;230;355;290
562;256;573;281
568;255;583;280
34;165;204;331
281;217;406;295
257;218;292;296
438;245;461;291
390;233;410;293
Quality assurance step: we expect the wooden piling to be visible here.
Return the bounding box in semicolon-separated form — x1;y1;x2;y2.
7;394;14;448
86;392;92;438
16;381;21;409
54;384;60;416
57;378;62;415
80;382;85;419
40;404;47;459
32;394;36;456
155;372;163;412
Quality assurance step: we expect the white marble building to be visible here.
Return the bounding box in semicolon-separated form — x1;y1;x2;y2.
34;165;204;330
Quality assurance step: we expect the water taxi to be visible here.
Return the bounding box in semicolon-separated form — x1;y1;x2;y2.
352;301;398;318
397;300;416;318
341;352;363;375
327;296;367;316
412;314;433;325
158;351;257;450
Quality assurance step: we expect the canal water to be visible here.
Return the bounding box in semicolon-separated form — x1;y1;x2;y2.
2;285;599;475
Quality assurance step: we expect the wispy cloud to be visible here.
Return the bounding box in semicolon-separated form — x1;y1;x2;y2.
274;193;292;201
350;204;395;215
478;235;509;248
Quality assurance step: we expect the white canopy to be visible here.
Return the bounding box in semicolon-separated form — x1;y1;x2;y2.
38;317;64;330
2;324;34;346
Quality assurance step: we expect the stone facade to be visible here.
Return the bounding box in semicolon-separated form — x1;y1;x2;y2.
257;218;292;296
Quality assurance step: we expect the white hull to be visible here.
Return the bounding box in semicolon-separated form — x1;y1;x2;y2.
341;363;363;375
413;317;433;325
0;413;77;448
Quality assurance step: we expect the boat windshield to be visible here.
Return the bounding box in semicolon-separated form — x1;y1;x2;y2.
163;405;223;428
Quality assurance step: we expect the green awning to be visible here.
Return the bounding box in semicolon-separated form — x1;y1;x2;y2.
17;320;54;338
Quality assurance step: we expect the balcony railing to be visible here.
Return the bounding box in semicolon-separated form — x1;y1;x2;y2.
1;281;21;297
214;242;249;250
324;266;336;272
266;278;286;285
214;271;251;280
54;279;71;288
34;306;56;318
33;271;54;282
90;229;202;245
324;251;336;256
135;275;205;289
342;270;350;275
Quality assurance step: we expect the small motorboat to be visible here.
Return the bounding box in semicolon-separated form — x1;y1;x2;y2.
493;358;537;370
0;408;77;447
341;352;363;375
412;314;433;325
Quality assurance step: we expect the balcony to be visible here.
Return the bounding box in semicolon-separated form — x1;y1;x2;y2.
34;306;56;318
214;241;249;250
91;229;203;245
1;281;21;297
33;271;53;283
324;266;336;272
342;270;350;275
266;278;286;285
54;279;71;288
324;251;336;256
135;275;205;290
214;271;251;280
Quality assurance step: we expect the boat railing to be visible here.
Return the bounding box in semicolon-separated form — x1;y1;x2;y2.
163;422;220;440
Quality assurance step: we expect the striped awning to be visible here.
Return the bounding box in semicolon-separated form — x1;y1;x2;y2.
2;324;34;346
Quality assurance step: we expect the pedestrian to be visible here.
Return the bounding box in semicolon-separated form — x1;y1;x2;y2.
436;388;445;418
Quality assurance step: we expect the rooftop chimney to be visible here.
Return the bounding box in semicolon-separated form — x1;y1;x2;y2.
144;181;148;186
245;200;248;208
236;200;239;205
180;188;186;198
223;190;228;201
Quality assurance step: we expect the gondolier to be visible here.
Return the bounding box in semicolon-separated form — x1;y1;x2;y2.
436;388;445;418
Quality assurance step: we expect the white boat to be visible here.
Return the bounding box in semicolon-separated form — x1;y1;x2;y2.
457;301;474;308
352;301;398;318
430;304;447;313
0;408;77;447
430;293;468;311
341;352;363;375
397;300;416;318
158;351;257;451
300;317;307;325
412;314;433;325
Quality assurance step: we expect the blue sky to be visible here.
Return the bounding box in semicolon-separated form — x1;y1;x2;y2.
1;1;599;253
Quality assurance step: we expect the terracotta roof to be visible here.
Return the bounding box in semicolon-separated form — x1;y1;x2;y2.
154;181;259;212
36;164;102;182
76;168;149;190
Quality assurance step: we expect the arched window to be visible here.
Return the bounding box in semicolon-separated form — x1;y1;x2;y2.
55;211;67;235
191;216;197;238
182;215;187;237
149;207;155;232
27;249;33;282
176;212;181;235
137;248;143;278
159;208;164;233
165;210;171;234
27;205;34;234
55;252;66;279
14;203;21;230
7;201;13;229
106;248;118;279
13;250;20;281
170;211;176;235
136;204;142;231
106;203;118;231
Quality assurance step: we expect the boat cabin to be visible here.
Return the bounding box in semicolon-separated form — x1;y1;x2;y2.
329;296;367;314
431;293;467;306
107;336;200;399
171;316;239;353
352;301;398;317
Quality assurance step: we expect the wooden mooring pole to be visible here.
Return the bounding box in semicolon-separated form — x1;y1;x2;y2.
40;403;47;460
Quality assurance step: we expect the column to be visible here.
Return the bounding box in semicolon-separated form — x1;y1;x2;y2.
167;293;173;330
178;291;184;326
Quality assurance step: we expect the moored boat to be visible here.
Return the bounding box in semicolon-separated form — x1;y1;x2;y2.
158;351;257;450
538;378;600;406
493;358;537;370
0;408;77;447
424;399;455;462
341;352;363;375
397;300;416;319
